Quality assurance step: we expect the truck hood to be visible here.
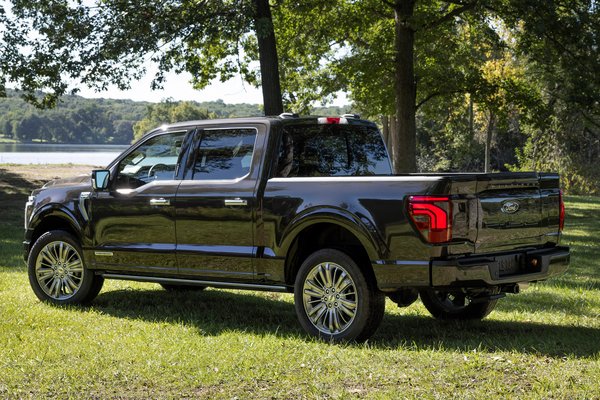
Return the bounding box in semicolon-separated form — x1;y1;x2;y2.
31;174;92;199
42;174;91;188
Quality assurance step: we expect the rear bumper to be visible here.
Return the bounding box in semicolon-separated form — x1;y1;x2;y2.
431;246;570;287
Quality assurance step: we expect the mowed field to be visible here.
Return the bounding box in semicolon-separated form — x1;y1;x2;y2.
1;164;599;399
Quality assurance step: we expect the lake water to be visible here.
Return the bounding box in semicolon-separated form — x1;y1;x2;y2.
0;143;129;166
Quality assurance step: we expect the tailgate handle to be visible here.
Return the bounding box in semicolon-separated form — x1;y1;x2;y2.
225;198;247;206
149;198;170;206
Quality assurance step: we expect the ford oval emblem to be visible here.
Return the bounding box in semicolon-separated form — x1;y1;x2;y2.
501;200;520;214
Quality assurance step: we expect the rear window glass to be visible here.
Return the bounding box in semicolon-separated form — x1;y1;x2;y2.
276;124;391;177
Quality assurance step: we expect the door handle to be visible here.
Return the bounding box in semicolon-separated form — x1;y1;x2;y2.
224;198;248;206
149;198;171;206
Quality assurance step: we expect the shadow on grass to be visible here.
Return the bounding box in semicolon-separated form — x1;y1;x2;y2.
93;287;600;358
0;166;45;203
0;167;47;236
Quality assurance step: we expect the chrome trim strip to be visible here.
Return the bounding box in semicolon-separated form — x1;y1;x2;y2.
203;126;260;132
224;198;248;206
24;197;34;229
101;273;289;292
78;192;91;221
373;260;430;266
94;251;114;257
149;198;171;206
268;176;442;183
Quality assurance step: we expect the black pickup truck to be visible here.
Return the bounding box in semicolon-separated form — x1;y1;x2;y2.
24;114;569;341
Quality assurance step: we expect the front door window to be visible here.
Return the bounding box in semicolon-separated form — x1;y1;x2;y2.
115;132;186;189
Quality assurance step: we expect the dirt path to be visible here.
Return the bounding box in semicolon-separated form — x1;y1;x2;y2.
0;164;94;224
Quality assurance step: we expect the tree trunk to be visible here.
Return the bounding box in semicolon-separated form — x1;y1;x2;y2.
484;112;496;173
381;114;390;147
392;0;417;173
468;94;474;141
388;114;397;163
254;0;283;116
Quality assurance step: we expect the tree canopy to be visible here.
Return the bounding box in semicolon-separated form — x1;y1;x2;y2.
272;0;598;174
0;0;598;192
0;0;283;113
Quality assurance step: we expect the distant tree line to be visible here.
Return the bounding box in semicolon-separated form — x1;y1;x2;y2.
0;90;146;144
0;90;348;144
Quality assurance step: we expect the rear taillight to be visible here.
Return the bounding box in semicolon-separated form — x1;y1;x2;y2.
407;196;452;244
559;190;565;231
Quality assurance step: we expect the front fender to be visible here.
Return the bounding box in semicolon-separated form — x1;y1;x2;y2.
27;203;84;240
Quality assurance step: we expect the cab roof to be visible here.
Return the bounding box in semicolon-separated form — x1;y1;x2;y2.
145;114;377;136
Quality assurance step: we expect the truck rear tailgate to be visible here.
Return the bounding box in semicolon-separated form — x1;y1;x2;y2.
471;172;561;253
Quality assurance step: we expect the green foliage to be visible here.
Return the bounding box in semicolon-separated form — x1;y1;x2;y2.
503;1;600;194
1;0;597;189
0;0;284;112
132;101;215;141
0;90;146;144
272;0;599;187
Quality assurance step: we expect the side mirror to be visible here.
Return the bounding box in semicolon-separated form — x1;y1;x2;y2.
92;170;110;191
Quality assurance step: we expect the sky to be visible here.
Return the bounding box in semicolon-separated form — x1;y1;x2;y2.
76;68;265;105
75;66;349;107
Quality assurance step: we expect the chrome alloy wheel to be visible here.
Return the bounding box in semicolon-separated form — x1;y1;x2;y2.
35;241;84;300
302;262;358;335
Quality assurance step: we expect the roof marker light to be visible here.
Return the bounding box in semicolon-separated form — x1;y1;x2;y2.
318;117;348;124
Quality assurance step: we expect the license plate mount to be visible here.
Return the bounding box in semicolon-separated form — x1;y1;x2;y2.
496;254;522;277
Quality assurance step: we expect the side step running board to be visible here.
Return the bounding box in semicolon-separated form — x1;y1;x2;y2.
101;273;289;293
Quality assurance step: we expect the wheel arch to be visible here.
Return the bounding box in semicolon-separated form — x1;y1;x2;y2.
28;205;82;250
281;210;383;288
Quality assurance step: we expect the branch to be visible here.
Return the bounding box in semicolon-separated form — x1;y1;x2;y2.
380;0;396;9
421;1;478;31
581;110;600;132
416;89;467;110
542;31;598;78
443;0;471;5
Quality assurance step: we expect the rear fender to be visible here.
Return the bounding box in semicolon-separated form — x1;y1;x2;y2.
279;207;387;261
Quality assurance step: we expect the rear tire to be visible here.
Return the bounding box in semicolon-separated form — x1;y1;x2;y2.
28;230;104;305
294;248;385;342
419;288;497;320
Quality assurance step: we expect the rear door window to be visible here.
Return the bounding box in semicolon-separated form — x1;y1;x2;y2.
276;124;391;177
192;128;257;180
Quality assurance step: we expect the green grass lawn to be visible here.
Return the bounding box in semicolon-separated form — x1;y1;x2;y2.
1;167;598;398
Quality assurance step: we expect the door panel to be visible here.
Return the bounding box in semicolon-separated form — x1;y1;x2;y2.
176;180;256;279
90;130;188;273
91;182;179;273
175;127;262;280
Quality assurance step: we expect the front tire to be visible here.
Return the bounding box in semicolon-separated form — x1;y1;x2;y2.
28;230;104;305
419;288;498;320
294;249;385;342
